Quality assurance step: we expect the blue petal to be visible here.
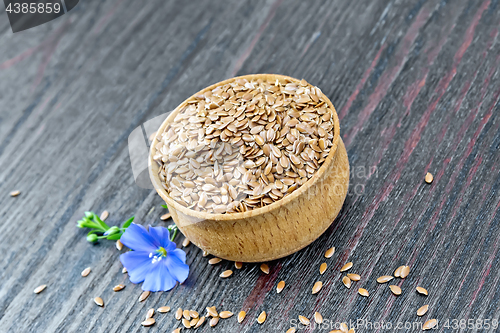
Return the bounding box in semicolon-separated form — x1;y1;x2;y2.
120;223;159;252
142;261;177;292
148;226;172;248
166;249;189;283
120;251;152;284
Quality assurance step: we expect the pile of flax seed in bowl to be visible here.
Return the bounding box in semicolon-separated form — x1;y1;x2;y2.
152;76;336;214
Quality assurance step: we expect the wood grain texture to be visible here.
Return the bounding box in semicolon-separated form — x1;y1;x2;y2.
1;0;500;332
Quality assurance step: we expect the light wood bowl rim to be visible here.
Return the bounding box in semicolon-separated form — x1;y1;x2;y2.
149;74;340;222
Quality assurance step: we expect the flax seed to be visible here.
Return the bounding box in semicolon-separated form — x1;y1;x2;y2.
235;262;243;269
377;276;394;284
116;240;123;250
389;285;402;295
340;322;349;332
220;270;233;278
99;210;109;221
113;284;125;292
286;329;296;333
400;266;410;278
183;310;191;320
342;276;352;289
34;285;46;294
206;306;218;317
161;213;171;220
122;267;127;274
175;308;183;320
190;310;199;319
312;281;323;294
219;311;233;319
346;273;360;281
348;329;355;333
141;318;155;327
158;306;171;313
195;316;206;328
139;291;150;302
81;267;91;277
340;262;353;272
358;288;369;297
10;190;21;197
209;257;222;265
146;308;155;319
425;172;433;184
94;297;104;307
260;263;270;274
314;312;323;324
182;318;191;328
423;319;437;330
299;315;310;326
210;317;219;327
257;311;266;324
416;286;428;296
417;305;429;316
238;311;246;323
182;238;190;247
277;281;285;293
325;247;335;258
394;266;403;278
172;329;181;333
319;263;327;275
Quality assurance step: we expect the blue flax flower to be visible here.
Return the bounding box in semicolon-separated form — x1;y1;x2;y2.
119;223;189;291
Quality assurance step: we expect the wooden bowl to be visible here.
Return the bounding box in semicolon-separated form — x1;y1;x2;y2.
149;74;349;262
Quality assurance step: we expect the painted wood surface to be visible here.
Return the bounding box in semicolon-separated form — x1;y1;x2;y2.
1;0;500;332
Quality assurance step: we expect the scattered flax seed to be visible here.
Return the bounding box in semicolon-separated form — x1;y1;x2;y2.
183;310;191;320
235;262;243;269
210;316;219;327
182;318;191;328
286;329;296;333
358;288;369;297
81;267;91;277
314;312;323;324
209;258;222;265
10;190;21;197
389;285;402;296
139;291;150;302
182;238;190;247
220;270;233;278
203;250;209;257
34;285;47;294
94;297;104;307
329;330;342;333
146;308;155;319
299;315;310;326
175;308;183;320
219;311;233;319
377;276;394;284
325;247;335;258
141;318;155;327
340;322;349;332
417;305;429;316
195;316;206;328
348;329;355;333
122;267;127;274
99;210;109;221
113;284;125;292
425;172;434;184
206;306;218;317
161;213;172;220
394;266;403;278
260;263;270;274
277;280;286;293
346;273;360;281
312;281;323;294
172;329;181;333
400;266;410;278
116;240;123;251
238;311;246;323
190;318;199;326
257;311;267;324
340;262;353;272
190;310;199;318
319;263;327;275
416;286;428;296
158;306;171;313
423;319;437;330
342;276;352;289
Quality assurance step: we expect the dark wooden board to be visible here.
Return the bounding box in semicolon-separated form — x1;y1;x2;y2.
1;0;500;332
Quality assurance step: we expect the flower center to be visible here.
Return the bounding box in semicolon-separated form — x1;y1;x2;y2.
150;246;167;264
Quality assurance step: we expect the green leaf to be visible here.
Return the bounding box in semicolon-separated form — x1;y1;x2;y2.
122;216;134;229
161;204;168;209
94;215;110;231
106;233;122;240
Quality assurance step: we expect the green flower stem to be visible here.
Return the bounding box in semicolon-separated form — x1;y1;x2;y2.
170;227;178;242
